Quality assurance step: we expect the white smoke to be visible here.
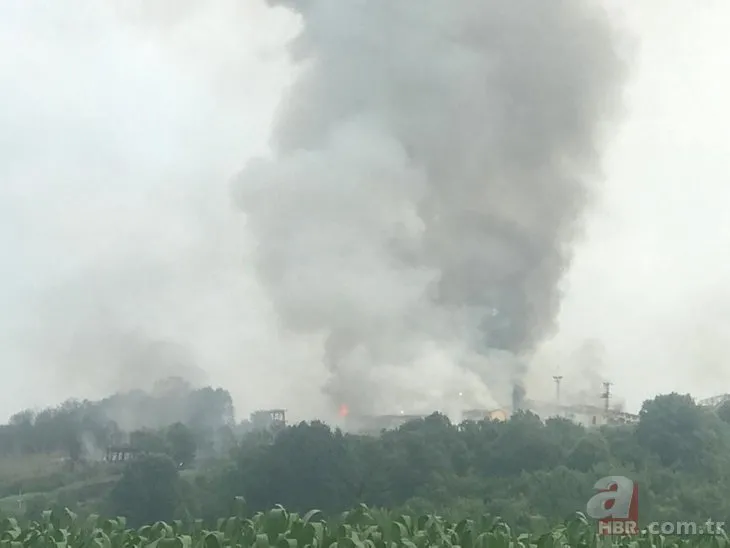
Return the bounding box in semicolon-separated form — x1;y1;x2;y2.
0;0;630;422
234;0;628;415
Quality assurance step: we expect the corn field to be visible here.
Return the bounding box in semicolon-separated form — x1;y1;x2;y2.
0;502;727;548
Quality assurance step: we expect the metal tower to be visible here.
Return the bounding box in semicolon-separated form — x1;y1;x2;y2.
601;381;613;413
552;375;563;406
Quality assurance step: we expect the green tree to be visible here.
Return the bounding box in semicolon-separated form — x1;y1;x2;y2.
166;422;197;467
130;429;168;454
224;421;360;513
637;393;712;469
488;411;562;475
109;454;181;526
566;432;609;472
717;401;730;423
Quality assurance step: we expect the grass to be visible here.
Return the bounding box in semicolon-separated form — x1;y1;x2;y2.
0;452;125;515
0;475;122;515
0;453;199;517
0;453;66;482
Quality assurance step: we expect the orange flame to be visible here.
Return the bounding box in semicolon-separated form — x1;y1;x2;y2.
339;404;349;417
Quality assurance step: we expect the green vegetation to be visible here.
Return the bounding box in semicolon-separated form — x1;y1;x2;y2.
2;382;730;540
0;504;727;547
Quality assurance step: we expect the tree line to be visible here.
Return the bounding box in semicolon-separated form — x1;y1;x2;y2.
0;377;235;463
4;384;730;532
111;392;730;529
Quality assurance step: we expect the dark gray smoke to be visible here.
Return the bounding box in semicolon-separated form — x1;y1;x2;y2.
234;0;627;416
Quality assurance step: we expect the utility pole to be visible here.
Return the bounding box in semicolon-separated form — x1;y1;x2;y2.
601;381;613;414
552;375;563;407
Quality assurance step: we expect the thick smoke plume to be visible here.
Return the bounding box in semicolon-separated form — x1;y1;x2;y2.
234;0;627;416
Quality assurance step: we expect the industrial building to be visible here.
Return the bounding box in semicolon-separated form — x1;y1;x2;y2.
249;409;287;431
343;413;429;435
462;408;508;422
339;377;639;434
247;388;730;438
246;376;657;436
514;378;639;427
698;394;730;408
520;400;638;427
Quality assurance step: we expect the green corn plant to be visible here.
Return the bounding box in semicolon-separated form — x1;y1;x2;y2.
0;504;726;548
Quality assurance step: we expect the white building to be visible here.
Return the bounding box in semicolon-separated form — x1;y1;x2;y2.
519;399;638;427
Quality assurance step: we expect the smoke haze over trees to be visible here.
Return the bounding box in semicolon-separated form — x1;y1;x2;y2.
0;378;234;462
2;0;730;439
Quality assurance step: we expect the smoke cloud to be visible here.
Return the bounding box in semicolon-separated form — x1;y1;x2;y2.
0;0;300;419
234;0;627;415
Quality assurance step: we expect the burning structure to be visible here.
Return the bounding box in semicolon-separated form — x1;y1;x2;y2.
342;398;635;434
338;372;637;434
462;408;508;422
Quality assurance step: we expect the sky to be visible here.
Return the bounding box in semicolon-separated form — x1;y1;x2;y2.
0;0;728;421
546;0;730;409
